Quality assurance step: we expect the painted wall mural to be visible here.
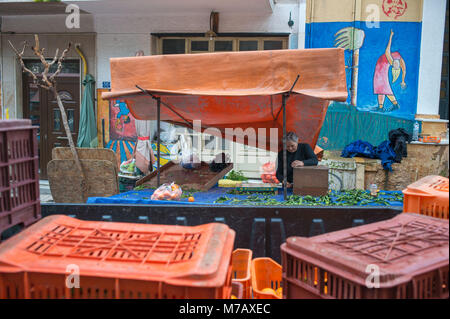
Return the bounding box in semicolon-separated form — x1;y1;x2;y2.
97;89;137;166
96;89;174;169
306;0;423;119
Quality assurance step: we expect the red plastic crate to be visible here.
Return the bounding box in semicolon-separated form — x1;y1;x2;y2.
0;215;235;299
0;120;40;239
403;175;449;219
281;213;449;299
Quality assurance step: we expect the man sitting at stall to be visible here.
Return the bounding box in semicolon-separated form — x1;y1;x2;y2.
276;132;318;188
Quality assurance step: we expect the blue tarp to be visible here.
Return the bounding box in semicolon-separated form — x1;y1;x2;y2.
341;140;397;171
88;186;403;207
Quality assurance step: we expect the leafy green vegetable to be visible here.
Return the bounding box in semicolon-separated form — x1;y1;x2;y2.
215;196;231;204
133;185;157;191
212;190;403;207
227;170;248;181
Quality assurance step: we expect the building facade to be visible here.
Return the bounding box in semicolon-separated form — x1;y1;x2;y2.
0;0;447;178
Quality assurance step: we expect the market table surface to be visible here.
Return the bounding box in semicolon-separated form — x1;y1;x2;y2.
87;186;403;207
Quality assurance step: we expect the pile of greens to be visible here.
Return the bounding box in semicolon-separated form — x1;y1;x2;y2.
226;170;248;181
214;190;403;206
181;188;201;199
133;185;157;191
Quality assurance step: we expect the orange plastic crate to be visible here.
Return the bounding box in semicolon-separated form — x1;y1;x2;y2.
251;258;282;299
0;215;235;299
403;175;449;219
231;249;252;299
281;213;449;299
231;282;244;299
419;136;442;143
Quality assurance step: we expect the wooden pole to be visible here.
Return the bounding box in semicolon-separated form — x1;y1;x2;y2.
157;97;161;187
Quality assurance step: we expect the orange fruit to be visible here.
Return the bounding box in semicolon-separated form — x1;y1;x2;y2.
276;287;283;298
188;196;195;202
261;288;276;295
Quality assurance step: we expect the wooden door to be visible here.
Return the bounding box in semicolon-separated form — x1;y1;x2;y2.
23;75;80;179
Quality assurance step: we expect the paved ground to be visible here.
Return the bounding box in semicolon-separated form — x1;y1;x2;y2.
39;180;54;203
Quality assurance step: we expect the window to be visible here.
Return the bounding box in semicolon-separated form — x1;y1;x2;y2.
239;40;258;51
157;35;288;55
162;39;186;54
24;60;80;75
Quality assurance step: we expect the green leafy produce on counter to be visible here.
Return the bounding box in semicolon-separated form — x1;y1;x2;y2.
227;170;248;181
133;185;157;191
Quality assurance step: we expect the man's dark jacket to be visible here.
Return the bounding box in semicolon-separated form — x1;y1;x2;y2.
276;143;318;183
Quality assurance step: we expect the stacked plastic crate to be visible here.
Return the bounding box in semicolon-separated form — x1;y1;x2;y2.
0;216;235;299
281;213;449;299
0;120;40;240
403;175;449;220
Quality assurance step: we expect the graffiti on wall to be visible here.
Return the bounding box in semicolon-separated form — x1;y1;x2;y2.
382;0;408;19
306;0;423;119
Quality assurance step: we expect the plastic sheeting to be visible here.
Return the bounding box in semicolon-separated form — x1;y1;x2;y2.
318;102;414;151
87;187;403;207
102;49;347;151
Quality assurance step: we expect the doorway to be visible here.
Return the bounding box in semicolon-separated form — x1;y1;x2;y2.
22;60;81;179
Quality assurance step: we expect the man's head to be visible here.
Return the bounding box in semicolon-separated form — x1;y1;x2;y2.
286;132;298;153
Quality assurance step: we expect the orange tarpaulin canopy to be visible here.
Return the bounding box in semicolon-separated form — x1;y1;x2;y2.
103;48;347;152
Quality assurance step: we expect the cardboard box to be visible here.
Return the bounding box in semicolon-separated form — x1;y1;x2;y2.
293;166;329;196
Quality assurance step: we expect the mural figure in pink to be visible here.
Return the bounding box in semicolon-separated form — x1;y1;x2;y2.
374;30;407;112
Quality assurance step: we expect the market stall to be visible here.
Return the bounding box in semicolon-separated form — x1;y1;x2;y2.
102;48;348;200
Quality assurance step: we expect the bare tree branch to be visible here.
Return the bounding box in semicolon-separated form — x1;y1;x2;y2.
8;40;40;84
50;42;71;82
48;48;59;67
9;34;87;201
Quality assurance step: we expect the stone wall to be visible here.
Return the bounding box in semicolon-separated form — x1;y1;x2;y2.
366;143;449;191
322;143;449;191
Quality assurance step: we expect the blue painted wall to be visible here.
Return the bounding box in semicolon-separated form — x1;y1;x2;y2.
306;21;422;120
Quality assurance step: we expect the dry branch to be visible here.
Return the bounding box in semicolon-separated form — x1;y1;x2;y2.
9;35;87;200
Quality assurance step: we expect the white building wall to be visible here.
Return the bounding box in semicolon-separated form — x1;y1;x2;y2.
417;0;447;115
94;2;299;87
96;33;151;88
2;0;446;118
1;2;300;96
1;33;96;119
298;0;307;49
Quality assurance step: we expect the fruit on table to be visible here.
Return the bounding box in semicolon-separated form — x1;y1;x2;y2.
276;287;282;298
261;288;276;295
231;295;237;299
188;196;195;202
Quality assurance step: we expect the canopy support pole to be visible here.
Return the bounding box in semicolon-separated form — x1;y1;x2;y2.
282;94;287;201
157;97;161;187
279;75;300;201
274;75;300;122
135;85;193;129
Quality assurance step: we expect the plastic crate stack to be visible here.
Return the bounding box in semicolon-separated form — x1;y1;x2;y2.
403;175;449;220
231;249;253;299
281;213;449;299
0;120;41;240
0;216;235;299
231;248;283;299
